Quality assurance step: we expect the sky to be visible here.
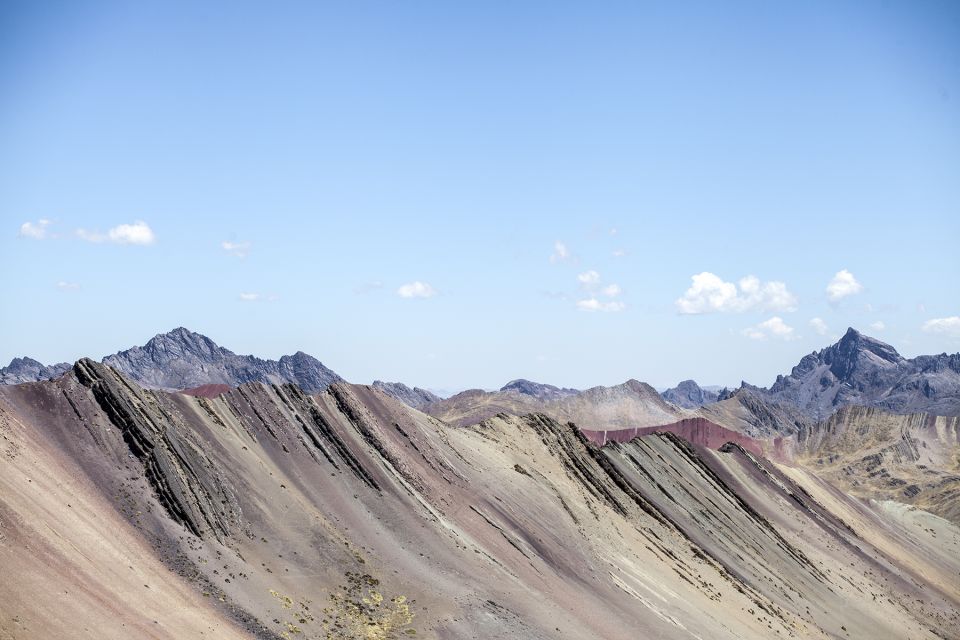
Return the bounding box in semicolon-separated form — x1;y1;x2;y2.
1;0;959;392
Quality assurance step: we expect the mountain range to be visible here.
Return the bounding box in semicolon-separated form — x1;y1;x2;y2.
756;327;960;420
2;359;958;639
5;326;959;427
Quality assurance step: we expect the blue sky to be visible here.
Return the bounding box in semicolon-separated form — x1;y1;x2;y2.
2;1;959;391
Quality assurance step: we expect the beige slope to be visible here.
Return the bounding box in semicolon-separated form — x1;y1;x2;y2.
0;363;958;639
0;391;248;640
795;404;960;525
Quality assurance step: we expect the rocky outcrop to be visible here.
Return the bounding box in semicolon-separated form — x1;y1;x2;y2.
0;356;71;384
759;328;960;420
101;327;343;392
371;380;441;409
499;379;579;401
660;379;719;408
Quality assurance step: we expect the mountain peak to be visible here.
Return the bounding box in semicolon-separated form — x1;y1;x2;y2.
499;379;578;400
101;329;342;392
661;379;719;409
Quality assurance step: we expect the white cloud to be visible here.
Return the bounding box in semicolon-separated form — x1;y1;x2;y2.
76;220;156;245
742;316;796;341
922;316;960;338
56;281;80;291
238;292;279;302
809;317;829;335
869;320;885;332
549;241;571;263
397;281;437;298
577;270;600;285
612;249;627;258
675;272;798;314
222;240;251;257
601;284;622;297
19;219;51;239
826;269;862;301
577;298;625;312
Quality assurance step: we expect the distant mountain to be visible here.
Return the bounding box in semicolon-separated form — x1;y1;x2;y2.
101;327;343;392
0;357;71;385
499;378;579;401
424;378;682;429
372;381;441;409
758;328;960;420
661;380;719;408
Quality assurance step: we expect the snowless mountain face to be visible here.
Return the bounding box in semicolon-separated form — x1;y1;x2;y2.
761;327;960;420
0;356;71;384
100;327;343;392
660;379;719;408
499;378;580;401
2;362;959;639
371;380;441;409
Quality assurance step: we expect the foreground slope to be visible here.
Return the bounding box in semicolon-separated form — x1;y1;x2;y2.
1;362;958;639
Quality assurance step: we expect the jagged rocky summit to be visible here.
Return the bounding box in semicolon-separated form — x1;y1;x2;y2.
759;327;960;420
499;378;579;401
0;356;71;384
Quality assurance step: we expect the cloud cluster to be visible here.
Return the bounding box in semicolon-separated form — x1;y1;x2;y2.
19;219;51;239
826;270;862;301
742;317;796;341
676;272;798;314
922;316;960;338
77;221;156;245
397;281;438;299
576;270;624;312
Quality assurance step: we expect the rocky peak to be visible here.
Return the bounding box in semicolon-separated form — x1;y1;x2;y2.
661;379;719;409
101;328;343;393
1;356;72;385
499;379;579;401
822;327;903;382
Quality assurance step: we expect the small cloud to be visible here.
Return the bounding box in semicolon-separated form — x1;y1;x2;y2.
676;272;798;314
19;219;51;239
601;284;622;297
221;240;251;257
809;317;829;336
922;316;960;338
577;270;600;286
549;241;571;264
56;281;80;291
869;320;885;332
918;303;927;313
609;227;618;236
826;269;862;301
577;298;625;312
742;316;796;341
239;292;261;301
397;281;437;299
612;248;627;258
76;220;156;245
